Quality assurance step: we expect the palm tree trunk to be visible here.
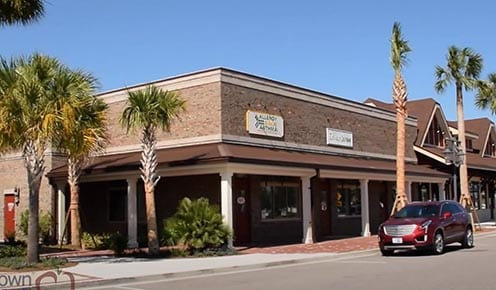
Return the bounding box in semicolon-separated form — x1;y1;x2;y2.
141;128;160;255
391;72;409;215
456;84;470;205
68;160;82;248
395;111;407;210
24;140;44;264
27;173;41;263
144;181;159;254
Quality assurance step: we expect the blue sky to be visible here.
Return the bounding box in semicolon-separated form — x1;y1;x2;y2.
1;1;495;121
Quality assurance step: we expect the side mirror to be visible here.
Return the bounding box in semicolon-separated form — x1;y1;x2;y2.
443;211;452;219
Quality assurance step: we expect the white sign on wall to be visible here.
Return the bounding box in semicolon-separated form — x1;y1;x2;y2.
326;128;353;148
246;111;284;138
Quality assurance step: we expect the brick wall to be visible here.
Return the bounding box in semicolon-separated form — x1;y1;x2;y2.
0;152;64;240
221;82;417;158
104;82;222;149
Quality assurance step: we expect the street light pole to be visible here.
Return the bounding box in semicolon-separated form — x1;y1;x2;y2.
444;137;463;200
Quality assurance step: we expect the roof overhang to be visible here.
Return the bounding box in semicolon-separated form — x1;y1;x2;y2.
48;143;449;182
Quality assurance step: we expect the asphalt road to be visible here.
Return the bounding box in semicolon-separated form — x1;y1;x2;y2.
80;232;496;290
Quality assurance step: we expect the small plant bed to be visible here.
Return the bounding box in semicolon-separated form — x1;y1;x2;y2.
0;245;75;272
113;245;238;259
162;197;233;257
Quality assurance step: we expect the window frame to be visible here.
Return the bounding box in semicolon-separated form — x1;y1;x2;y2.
259;180;301;222
335;180;361;218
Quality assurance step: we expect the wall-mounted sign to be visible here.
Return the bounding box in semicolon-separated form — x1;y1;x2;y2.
326;128;353;148
246;111;284;138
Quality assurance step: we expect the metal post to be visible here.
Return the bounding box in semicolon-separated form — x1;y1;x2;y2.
453;167;457;201
444;137;461;201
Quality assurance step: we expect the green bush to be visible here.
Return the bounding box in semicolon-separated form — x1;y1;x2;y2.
81;232;105;249
108;232;128;256
0;256;67;270
163;197;231;253
19;210;52;244
0;245;26;257
81;231;127;255
0;257;29;269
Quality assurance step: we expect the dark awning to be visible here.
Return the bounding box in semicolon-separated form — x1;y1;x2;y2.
47;143;448;179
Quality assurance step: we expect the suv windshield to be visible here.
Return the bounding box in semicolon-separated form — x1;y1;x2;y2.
394;204;439;218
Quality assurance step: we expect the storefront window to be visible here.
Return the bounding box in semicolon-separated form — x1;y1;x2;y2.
470;182;480;209
420;184;429;201
336;180;361;217
260;181;300;220
481;189;487;209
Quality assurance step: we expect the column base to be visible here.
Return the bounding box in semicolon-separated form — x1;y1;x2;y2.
127;240;139;249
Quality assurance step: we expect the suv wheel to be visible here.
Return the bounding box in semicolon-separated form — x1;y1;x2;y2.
432;232;444;254
461;227;474;248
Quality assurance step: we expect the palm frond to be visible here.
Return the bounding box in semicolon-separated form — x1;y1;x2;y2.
435;46;483;93
390;22;411;72
0;0;45;26
476;73;496;114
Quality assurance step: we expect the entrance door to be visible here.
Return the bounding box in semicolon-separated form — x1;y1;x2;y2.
318;180;332;238
233;175;251;245
4;195;16;239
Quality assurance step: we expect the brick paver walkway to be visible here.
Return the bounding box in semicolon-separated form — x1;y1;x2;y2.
238;235;379;254
238;227;496;254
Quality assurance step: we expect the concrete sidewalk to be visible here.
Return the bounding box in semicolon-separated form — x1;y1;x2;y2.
10;227;496;289
18;252;342;289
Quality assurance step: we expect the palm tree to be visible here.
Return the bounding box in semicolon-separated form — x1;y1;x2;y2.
435;46;483;208
475;73;496;113
0;0;45;26
50;68;107;248
0;53;62;263
390;22;411;215
120;85;186;255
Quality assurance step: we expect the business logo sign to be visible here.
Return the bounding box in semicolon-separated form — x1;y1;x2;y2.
246;111;284;138
326;128;353;148
0;270;75;289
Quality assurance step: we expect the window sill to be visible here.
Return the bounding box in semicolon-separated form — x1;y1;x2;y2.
337;215;361;219
261;217;301;223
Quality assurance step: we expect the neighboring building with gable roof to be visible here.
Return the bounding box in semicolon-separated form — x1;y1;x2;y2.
366;97;496;222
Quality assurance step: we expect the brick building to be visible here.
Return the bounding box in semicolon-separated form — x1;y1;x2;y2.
2;68;449;246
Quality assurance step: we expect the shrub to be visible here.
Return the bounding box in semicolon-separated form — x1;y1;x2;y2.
19;210;52;244
81;231;127;255
0;257;29;269
0;245;26;257
82;232;100;249
108;232;127;256
163;197;231;253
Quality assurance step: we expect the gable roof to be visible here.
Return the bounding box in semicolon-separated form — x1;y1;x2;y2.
465;118;496;156
364;98;449;146
446;121;479;138
365;97;496;172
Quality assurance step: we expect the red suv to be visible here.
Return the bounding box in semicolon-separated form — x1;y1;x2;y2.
378;200;473;255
